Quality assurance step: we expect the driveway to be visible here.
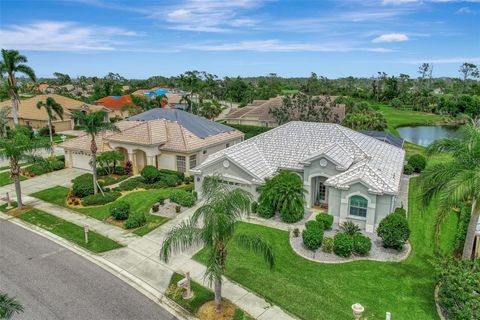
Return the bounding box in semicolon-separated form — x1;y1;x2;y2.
0;168;86;200
0;146;65;168
0;220;177;320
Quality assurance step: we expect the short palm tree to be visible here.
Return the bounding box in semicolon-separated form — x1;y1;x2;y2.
0;292;24;320
0;49;36;125
160;178;275;312
0;128;50;210
72;110;119;194
36;97;64;155
419;124;480;259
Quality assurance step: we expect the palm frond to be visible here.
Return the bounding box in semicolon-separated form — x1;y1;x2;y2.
234;234;275;269
0;292;24;319
159;219;203;263
16;64;36;82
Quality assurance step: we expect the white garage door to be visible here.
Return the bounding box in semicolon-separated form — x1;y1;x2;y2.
71;152;93;171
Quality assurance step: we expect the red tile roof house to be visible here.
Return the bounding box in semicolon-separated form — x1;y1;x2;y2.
94;95;133;119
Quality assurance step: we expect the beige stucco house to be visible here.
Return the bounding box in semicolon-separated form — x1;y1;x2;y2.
192;121;405;232
60;108;244;175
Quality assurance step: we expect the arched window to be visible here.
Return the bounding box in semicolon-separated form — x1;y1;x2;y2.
349;195;368;217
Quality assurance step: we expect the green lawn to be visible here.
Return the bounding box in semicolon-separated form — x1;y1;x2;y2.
0;172;26;186
19;208;123;253
31;186;172;235
378;105;446;135
194;178;458;320
166;272;253;320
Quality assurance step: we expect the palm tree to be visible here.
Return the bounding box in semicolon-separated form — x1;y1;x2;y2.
36;97;64;155
0;292;24;320
155;94;168;108
72;110;119;194
0;107;10;138
160;177;275;312
0;128;50;210
419;125;480;259
0;49;37;125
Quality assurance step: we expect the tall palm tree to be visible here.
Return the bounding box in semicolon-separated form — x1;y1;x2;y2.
0;50;37;125
160;178;275;312
0;128;50;210
72;110;119;194
419;124;480;259
0;292;24;320
0;107;10;138
36;97;64;155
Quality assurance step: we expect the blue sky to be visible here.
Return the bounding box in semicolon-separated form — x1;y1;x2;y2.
0;0;479;78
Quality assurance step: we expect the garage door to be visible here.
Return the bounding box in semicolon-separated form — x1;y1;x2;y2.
71;152;93;171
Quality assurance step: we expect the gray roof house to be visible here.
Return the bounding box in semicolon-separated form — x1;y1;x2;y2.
192;121;406;232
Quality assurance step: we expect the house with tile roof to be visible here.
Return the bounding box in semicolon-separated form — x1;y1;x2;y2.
60;108;244;174
224;95;346;127
0;94;108;131
94;95;133;119
192;121;406;232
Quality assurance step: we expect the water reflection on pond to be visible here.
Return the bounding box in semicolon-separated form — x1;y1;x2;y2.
397;126;459;147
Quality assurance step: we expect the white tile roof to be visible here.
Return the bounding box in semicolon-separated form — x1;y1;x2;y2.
197;121;405;195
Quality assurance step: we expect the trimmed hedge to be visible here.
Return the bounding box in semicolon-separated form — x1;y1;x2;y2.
72;174;96;198
141;165;160;183
377;212;410;251
322;236;334;253
82;191;121;206
302;220;324;251
159;169;185;181
333;233;354;257
352;234;372;255
25;164;47;176
316;213;333;230
109;201;130;220
124;213;146;229
407;154;427;173
170;190;196;207
305;220;323;232
403;164;414;175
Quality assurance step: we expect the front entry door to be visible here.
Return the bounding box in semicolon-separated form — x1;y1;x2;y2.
312;176;327;207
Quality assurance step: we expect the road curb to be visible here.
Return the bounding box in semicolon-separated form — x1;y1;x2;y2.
0;212;196;320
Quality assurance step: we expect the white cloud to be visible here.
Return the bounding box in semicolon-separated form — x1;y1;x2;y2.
372;33;409;42
456;6;475;13
0;21;138;51
401;57;480;64
180;39;393;52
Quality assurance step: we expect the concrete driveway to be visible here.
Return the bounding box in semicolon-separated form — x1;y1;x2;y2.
0;168;86;200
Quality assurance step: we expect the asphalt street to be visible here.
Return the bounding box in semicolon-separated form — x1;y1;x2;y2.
0;220;177;320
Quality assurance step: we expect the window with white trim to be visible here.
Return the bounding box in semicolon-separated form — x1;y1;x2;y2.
349;195;368;218
189;154;197;169
176;155;186;173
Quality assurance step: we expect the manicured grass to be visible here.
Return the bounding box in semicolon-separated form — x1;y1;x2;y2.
18;208;123;253
166;273;253;320
0;172;26;186
194;178;457;320
31;186;171;235
378;105;446;135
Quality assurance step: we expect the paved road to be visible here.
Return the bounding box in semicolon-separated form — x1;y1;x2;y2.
0;220;177;320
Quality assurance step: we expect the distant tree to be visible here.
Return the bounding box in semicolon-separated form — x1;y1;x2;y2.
198;99;224;120
36;97;64;155
459;62;479;93
0;49;37;125
271;92;339;125
53;72;71;85
342;110;387;131
72;111;119;194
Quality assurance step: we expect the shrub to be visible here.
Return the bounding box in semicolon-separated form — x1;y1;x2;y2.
160;174;178;187
109;201;130;220
316;213;333;230
82;191;121;206
113;166;125;175
192;191;198;199
292;228;300;237
352;234;372;255
403;164;414;175
393;207;407;218
322;237;334;253
51;160;64;171
302;228;323;250
339;221;361;236
407;154;427;173
435;258;480;320
183;184;195;193
257;201;275;218
38;126;54;136
184;175;194;184
251;201;258;213
141;165;160;183
333;233;354;257
25;164;47;176
170;190;196;207
175;205;181;213
124;161;133;175
118;177;145;191
305;220;324;232
377;213;410;251
124;213;146;229
280;206;304;223
159;169;185;181
158;197;165;205
72;174;95;198
152;204;160;213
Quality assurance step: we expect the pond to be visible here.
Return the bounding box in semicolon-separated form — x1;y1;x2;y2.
397;126;459;147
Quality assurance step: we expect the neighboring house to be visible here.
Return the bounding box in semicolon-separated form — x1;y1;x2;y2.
60;108;244;174
132;88;188;110
0;94;107;131
359;131;405;148
224;96;346;127
94;95;133;118
36;83;50;93
192;121;405;232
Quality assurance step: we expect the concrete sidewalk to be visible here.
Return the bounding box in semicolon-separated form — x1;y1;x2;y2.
24;196;295;320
